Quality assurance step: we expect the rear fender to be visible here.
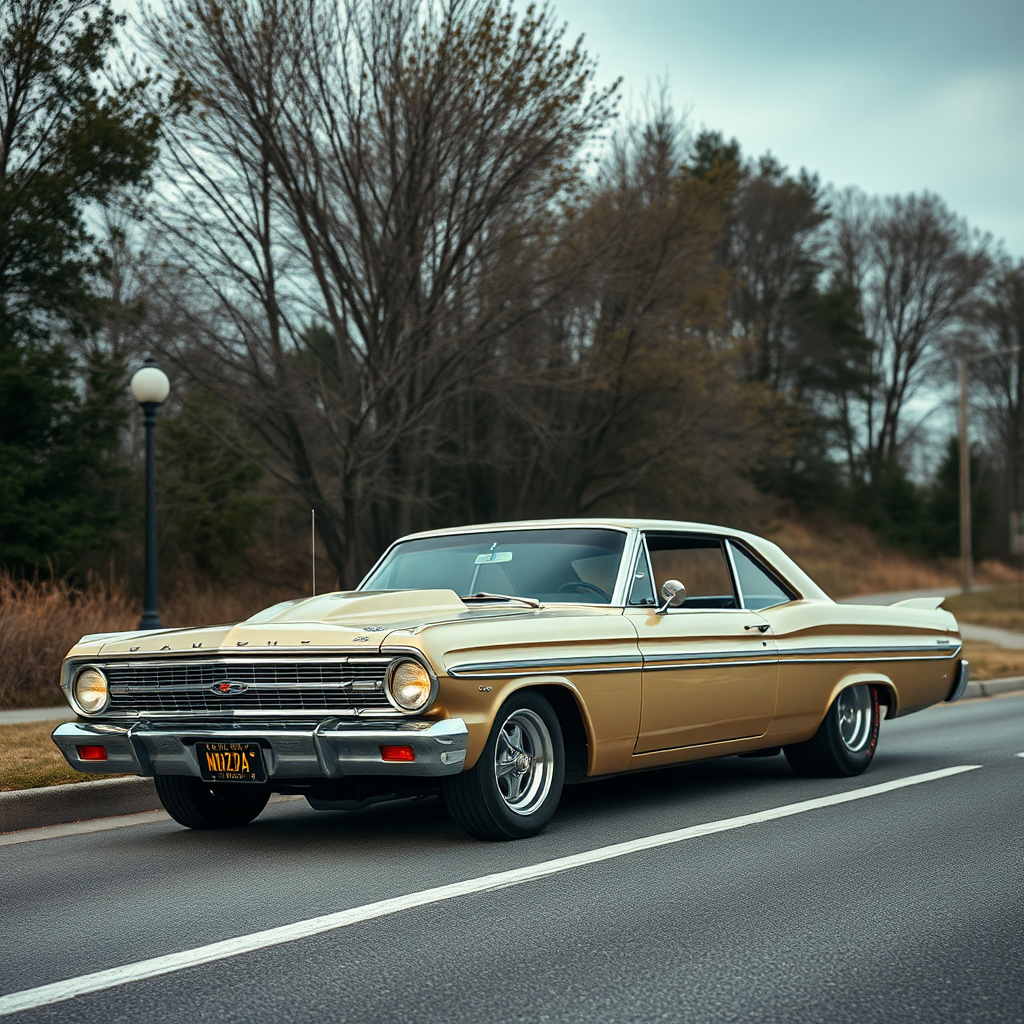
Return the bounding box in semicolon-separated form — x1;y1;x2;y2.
824;672;898;722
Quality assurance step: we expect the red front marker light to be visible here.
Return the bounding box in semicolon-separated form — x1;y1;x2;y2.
379;745;415;762
77;745;108;761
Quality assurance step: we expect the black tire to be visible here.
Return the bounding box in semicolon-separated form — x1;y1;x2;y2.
442;691;565;841
154;774;270;830
784;684;880;778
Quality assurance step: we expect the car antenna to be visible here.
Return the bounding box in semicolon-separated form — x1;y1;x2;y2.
311;509;316;597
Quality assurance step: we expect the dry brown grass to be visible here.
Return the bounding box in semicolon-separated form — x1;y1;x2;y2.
0;570;297;710
960;641;1024;682
0;720;128;791
944;585;1024;633
762;516;1017;598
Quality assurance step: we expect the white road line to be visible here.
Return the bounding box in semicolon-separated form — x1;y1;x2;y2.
0;764;980;1017
0;810;171;847
1016;752;1024;758
0;794;305;847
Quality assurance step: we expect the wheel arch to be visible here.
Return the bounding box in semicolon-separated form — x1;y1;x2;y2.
496;678;594;781
825;672;897;720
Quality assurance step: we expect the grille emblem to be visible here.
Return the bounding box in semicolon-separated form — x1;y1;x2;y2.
211;681;249;695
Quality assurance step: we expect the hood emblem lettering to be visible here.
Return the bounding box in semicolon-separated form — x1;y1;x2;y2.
211;682;249;695
353;636;370;642
363;626;387;632
193;643;203;648
237;641;248;646
130;646;140;652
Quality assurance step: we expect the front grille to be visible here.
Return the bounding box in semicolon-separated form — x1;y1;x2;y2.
104;658;393;715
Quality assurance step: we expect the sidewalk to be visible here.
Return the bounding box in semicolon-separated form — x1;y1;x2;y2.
0;706;75;724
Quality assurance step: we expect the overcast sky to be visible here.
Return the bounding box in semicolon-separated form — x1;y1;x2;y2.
552;0;1024;259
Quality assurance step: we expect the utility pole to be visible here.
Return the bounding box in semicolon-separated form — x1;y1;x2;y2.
958;345;1022;595
958;355;972;593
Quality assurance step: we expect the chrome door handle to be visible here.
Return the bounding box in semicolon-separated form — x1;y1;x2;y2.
745;623;770;633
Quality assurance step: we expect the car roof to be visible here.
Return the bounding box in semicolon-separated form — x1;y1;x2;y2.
403;517;749;540
394;518;832;603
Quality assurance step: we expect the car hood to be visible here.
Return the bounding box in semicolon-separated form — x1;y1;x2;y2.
79;590;491;657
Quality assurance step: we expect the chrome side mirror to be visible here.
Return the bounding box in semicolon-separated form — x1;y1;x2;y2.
656;579;686;614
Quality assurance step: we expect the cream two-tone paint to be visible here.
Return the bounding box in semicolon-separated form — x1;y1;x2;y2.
53;519;963;783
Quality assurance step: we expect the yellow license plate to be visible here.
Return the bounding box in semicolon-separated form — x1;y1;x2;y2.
196;741;266;783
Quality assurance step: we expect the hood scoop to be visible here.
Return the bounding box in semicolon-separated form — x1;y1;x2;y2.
245;589;467;626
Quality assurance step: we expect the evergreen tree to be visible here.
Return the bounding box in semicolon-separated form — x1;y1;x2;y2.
0;0;161;570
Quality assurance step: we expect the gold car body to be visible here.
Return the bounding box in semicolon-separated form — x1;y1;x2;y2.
53;519;964;783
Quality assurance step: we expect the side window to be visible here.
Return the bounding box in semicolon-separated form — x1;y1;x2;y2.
627;545;656;606
645;535;737;610
729;542;794;610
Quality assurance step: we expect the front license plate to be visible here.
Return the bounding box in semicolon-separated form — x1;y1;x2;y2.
196;741;266;783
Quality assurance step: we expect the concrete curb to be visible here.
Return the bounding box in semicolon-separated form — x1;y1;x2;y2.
0;777;159;834
962;676;1024;700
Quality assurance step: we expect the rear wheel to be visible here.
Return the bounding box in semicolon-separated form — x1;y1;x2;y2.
442;691;564;840
784;684;880;778
154;774;270;830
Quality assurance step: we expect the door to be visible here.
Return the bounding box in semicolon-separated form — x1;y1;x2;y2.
627;534;779;753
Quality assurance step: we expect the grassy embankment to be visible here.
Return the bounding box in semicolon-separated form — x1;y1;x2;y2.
0;720;110;792
945;585;1024;682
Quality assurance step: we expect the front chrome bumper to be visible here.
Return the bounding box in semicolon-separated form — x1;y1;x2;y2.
51;717;468;780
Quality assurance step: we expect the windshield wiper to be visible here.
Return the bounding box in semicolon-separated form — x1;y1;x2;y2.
462;592;541;609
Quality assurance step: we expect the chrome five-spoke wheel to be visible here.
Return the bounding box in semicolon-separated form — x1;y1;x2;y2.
494;708;555;815
442;691;565;840
837;684;873;752
784;683;880;778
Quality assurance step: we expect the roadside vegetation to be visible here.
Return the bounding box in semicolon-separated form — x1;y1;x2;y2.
0;720;127;790
0;569;294;709
2;0;1023;727
945;585;1024;633
960;642;1024;684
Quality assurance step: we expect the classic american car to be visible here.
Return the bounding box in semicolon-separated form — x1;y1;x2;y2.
52;519;968;840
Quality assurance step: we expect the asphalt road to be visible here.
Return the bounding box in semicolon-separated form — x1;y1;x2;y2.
2;694;1022;1024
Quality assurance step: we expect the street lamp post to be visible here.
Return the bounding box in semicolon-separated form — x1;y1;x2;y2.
130;358;171;629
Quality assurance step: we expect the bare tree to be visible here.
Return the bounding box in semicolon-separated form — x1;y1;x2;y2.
977;260;1024;552
137;0;616;585
728;157;829;391
507;106;776;521
860;192;991;475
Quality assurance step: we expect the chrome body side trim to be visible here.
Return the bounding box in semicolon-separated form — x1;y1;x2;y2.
446;641;962;678
447;654;642;678
51;717;469;780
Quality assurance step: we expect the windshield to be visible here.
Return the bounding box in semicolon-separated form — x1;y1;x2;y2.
359;529;627;604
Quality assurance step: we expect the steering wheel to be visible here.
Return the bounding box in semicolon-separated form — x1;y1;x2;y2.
555;580;611;601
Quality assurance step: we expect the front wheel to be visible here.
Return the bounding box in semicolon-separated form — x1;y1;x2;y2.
442;692;565;840
784;684;880;778
154;774;270;830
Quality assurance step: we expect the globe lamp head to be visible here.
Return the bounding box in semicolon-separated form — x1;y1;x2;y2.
130;359;170;405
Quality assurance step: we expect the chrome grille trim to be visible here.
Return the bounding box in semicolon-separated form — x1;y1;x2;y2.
90;657;394;717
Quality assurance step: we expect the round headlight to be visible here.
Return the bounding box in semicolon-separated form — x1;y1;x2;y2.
385;660;434;712
73;667;109;714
